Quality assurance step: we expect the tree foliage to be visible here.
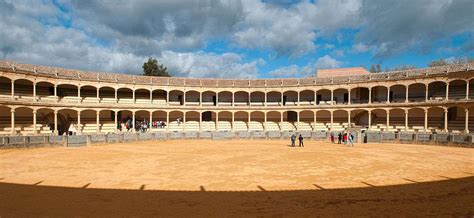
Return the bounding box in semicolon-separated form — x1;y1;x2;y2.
142;57;171;77
429;57;474;67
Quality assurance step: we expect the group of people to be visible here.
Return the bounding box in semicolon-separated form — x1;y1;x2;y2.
330;131;354;147
122;117;167;132
290;133;304;147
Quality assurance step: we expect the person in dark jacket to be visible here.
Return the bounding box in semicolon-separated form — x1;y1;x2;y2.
298;134;304;147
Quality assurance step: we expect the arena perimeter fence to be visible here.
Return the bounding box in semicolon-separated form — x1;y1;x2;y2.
0;131;473;149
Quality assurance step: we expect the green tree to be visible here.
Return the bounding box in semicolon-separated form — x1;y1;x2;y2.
376;64;381;73
142;57;170;77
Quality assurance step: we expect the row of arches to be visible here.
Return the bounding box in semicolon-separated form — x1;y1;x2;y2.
1;106;473;135
1;76;473;105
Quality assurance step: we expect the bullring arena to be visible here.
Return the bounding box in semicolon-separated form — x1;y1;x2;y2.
0;60;473;216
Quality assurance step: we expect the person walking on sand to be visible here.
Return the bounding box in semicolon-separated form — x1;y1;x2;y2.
298;134;304;147
330;132;334;143
338;132;342;144
290;133;296;147
348;132;354;147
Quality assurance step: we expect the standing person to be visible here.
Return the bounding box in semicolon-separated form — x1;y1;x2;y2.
348;132;354;147
330;132;334;143
344;132;348;145
338;132;342;144
298;134;304;147
290;133;296;147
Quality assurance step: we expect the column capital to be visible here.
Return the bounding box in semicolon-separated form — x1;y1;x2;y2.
10;108;15;113
96;111;100;116
54;110;58;115
33;109;37;114
444;108;448;113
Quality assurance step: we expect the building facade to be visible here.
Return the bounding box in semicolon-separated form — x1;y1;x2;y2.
0;60;473;136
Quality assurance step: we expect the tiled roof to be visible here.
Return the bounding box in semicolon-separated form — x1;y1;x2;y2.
317;67;369;78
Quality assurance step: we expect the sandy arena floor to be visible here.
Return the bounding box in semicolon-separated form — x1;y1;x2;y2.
0;140;473;216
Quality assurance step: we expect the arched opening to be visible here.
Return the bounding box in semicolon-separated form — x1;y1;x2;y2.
266;91;281;106
36;108;55;135
117;110;133;132
299;110;314;131
408;83;426;102
14;79;34;100
58;108;78;135
116;87;134;104
99;110;117;133
333;110;349;131
428;81;447;101
169;90;184;106
249;111;264;131
57;84;78;102
389;85;406;103
448;80;467;100
234;91;249;106
469;79;474;99
300;90;315;105
350;109;369;128
169;111;184;131
350;87;369;104
407;108;425;132
99;86;115;103
152;89;167;105
281;111;296;131
81;86;98;103
283;91;298;106
315;110;330;131
371;86;388;103
388;109;405;131
233;111;248;131
13;107;33;135
79;109;97;134
217;91;232;106
315;89;331;105
134;110;150;132
333;88;349;105
36;81;55;101
370;109;387;131
135;89;151;104
151;110;167;130
470;106;474;132
201;111;216;131
250;91;265;106
202;91;217;106
0;76;11;97
427;107;444;132
185;91;200;106
446;106;466;133
0;106;11;135
217;111;232;131
185;111;200;131
266;111;281;131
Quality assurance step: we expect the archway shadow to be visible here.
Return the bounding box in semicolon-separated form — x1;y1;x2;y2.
0;176;473;216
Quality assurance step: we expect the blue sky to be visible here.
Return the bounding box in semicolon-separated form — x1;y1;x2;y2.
0;0;473;78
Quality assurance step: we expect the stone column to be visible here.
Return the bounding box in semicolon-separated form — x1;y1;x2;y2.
10;108;15;135
368;87;372;104
264;92;267;107
387;87;391;103
33;110;37;135
96;87;100;103
297;111;300;131
78;86;81;103
231;92;234;107
445;83;449;101
183;112;187;131
166;112;169;131
54;84;57;101
330;110;333;130
405;111;408;131
248;112;251;132
183;91;186;106
444;108;448;132
314;90;317;105
114;88;117;103
231;112;234;131
77;111;81;135
33;82;37;101
297;91;300;106
216;93;219;107
132;111;136;132
132;89;136;104
405;86;408;103
166;91;169;106
264;112;267;131
96;111;100;134
248;92;251;106
199;112;203;131
280;112;283;132
314;111;317;130
347;110;351;129
386;110;390;131
466;81;470;100
54;111;58;135
465;108;469;133
11;81;14;99
149;89;153;104
281;92;284;107
149;111;153;132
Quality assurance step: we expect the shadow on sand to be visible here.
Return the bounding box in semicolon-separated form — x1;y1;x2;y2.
0;176;473;216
